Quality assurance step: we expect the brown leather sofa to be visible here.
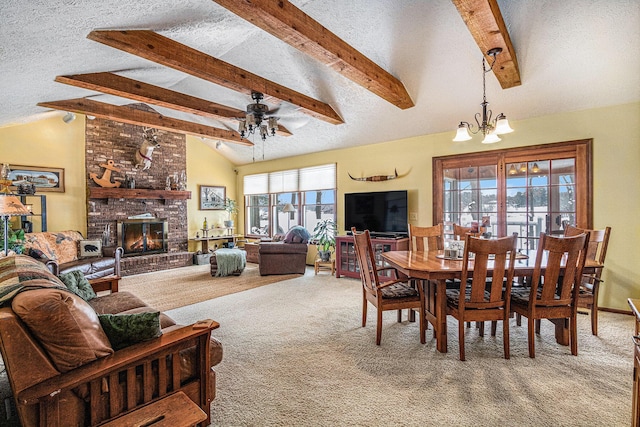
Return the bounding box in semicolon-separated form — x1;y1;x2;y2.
23;230;122;279
0;255;222;427
258;242;308;275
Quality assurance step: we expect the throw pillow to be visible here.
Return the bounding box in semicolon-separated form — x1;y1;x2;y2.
98;312;162;350
284;226;311;244
12;288;114;372
79;239;102;258
58;270;97;301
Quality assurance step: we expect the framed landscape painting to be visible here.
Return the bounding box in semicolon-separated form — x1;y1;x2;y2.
199;185;225;210
8;165;65;193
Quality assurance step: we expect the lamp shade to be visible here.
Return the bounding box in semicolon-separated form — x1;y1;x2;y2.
282;203;295;213
494;117;514;135
0;195;31;216
481;132;501;144
453;124;472;142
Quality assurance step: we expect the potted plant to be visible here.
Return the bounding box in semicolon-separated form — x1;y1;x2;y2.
313;219;336;262
223;198;238;228
0;228;25;256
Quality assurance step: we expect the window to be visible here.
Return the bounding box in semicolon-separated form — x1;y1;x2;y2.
244;164;336;237
433;140;592;251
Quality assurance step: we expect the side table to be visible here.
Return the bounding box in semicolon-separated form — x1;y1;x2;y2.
315;259;335;276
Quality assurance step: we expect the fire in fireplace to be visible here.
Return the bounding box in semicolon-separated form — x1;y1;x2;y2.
117;218;168;257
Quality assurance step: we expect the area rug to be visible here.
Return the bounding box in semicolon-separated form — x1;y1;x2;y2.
119;263;300;311
168;273;635;426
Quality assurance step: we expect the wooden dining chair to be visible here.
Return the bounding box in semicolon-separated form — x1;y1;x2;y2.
452;223;480;239
564;225;612;335
445;234;517;361
511;232;589;358
408;223;444;252
351;227;426;345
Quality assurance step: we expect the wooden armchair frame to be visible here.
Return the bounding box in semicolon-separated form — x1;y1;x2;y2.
0;277;218;427
352;228;426;345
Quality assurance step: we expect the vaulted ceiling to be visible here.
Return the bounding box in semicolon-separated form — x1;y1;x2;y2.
2;0;638;165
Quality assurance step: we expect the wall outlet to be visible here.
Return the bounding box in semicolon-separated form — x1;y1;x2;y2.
409;212;418;221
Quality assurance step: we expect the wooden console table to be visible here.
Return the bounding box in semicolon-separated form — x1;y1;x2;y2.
191;234;244;252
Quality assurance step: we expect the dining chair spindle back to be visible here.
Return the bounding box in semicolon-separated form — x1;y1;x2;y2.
445;234;518;361
511;232;589;358
564;225;611;335
351;228;426;345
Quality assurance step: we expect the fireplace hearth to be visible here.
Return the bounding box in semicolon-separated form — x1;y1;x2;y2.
117;218;168;257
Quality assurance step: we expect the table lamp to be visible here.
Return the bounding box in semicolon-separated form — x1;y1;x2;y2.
282;203;295;230
0;195;31;255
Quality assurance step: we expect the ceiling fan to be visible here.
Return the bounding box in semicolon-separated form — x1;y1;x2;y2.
238;91;279;141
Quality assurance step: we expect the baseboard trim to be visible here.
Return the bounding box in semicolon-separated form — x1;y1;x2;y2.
600;307;633;316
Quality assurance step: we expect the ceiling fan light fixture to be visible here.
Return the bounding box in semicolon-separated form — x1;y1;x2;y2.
238;91;279;142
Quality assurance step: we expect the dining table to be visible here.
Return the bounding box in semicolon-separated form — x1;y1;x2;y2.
381;249;602;353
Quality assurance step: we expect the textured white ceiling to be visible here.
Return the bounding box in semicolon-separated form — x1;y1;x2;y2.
1;0;639;165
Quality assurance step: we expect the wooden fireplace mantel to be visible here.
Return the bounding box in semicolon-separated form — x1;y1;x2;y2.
89;187;192;200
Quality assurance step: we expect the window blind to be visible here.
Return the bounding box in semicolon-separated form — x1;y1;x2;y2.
244;163;336;194
243;173;268;195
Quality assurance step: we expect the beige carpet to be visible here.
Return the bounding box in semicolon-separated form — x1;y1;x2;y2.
167;272;635;427
119;263;300;312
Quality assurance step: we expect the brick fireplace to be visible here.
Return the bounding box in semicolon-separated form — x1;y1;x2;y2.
85;105;192;275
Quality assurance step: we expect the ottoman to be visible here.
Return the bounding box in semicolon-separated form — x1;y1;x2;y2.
210;248;246;277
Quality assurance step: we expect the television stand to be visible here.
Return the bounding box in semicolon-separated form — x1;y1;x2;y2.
369;232;407;239
335;235;409;279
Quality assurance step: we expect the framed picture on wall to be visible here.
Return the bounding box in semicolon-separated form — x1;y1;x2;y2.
199;185;225;210
7;165;65;193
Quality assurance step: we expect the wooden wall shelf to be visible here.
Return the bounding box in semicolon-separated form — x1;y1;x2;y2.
89;187;191;200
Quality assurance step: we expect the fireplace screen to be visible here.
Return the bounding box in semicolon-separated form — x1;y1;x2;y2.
117;218;168;256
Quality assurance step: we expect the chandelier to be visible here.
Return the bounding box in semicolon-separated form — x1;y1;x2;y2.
453;47;513;144
238;91;279;141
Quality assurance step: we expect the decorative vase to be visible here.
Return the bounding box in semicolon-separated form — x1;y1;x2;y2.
223;220;234;228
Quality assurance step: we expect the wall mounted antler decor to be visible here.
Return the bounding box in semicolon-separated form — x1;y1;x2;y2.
348;169;401;182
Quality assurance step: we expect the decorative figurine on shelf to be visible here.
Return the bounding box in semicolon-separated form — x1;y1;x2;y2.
196;231;200;239
90;159;121;188
165;176;171;191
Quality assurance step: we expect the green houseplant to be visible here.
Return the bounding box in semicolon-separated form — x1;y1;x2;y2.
313;219;337;262
223;198;238;228
0;227;25;256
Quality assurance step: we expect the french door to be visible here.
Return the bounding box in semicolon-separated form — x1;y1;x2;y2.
433;140;592;251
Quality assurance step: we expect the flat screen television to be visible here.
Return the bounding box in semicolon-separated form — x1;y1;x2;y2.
344;190;408;237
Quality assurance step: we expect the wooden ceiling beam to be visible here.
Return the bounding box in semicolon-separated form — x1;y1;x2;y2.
86;30;343;125
55;72;292;136
37;98;253;146
211;0;414;109
451;0;521;89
